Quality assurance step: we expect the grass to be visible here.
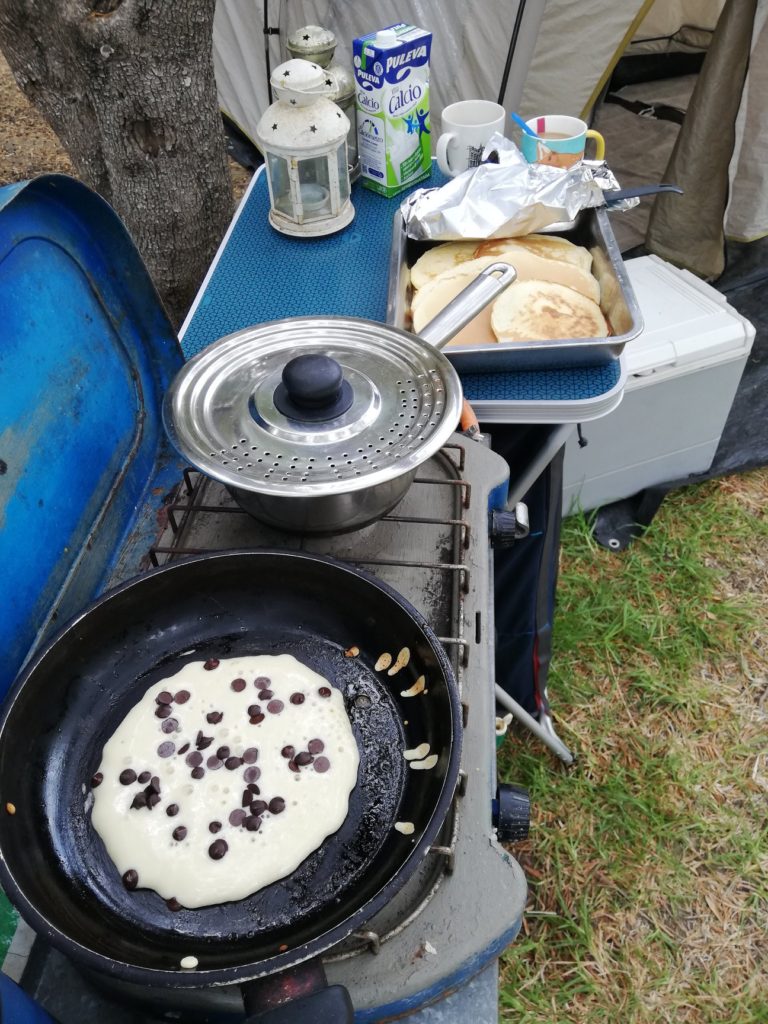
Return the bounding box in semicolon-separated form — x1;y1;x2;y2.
498;469;768;1023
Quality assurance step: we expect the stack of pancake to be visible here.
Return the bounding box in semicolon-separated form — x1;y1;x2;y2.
409;234;608;346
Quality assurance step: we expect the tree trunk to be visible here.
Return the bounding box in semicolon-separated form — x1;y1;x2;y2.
0;0;233;326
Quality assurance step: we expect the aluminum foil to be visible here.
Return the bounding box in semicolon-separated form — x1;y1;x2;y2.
401;133;638;241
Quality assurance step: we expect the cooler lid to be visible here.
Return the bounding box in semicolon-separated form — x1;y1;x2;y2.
623;255;755;376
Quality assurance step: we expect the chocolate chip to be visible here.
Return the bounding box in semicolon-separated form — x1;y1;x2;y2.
138;771;151;783
209;839;228;860
178;743;190;755
185;752;203;768
166;898;183;912
251;799;268;815
174;690;190;704
156;691;173;705
268;797;286;814
191;767;205;780
254;676;271;688
147;792;161;808
172;826;187;841
243;765;260;783
119;769;137;785
249;713;265;725
91;772;103;788
247;782;260;794
149;776;161;793
313;756;330;773
281;745;295;759
196;731;214;751
122;869;139;890
267;700;284;715
225;756;241;771
166;803;179;817
209;821;222;833
241;789;253;807
155;705;172;719
206;711;223;724
288;760;299;773
244;815;261;832
318;687;331;698
289;693;305;705
161;718;178;734
229;809;246;826
204;659;220;671
295;751;313;767
242;747;258;764
206;756;222;770
157;741;175;758
131;793;148;810
231;677;246;692
247;705;261;718
308;739;324;754
216;746;230;760
257;689;273;700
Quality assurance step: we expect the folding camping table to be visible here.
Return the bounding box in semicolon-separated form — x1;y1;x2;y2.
180;164;626;767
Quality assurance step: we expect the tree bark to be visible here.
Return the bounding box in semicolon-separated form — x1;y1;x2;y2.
0;0;233;326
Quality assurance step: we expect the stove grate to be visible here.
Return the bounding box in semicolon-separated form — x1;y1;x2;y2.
148;445;473;681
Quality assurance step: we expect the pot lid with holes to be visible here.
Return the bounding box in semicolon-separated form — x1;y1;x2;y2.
163;317;464;497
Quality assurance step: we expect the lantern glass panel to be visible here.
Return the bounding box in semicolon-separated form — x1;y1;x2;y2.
266;152;292;216
297;157;332;219
336;143;350;203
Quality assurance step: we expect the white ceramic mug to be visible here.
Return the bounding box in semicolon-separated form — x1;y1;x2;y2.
436;100;506;177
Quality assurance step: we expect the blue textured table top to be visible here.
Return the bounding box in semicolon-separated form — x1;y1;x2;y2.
181;168;622;408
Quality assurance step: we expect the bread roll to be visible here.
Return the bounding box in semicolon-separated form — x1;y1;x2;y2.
488;247;598;303
475;234;592;274
491;280;608;342
409;242;479;290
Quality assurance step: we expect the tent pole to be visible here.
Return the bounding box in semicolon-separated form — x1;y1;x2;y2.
497;0;528;106
263;0;276;104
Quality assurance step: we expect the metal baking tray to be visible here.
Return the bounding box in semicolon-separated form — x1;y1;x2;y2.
386;206;644;372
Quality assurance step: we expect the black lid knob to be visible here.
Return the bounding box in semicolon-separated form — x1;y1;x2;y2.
273;354;354;422
282;355;343;408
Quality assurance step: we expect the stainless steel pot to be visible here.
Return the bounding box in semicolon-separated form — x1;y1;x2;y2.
164;263;515;533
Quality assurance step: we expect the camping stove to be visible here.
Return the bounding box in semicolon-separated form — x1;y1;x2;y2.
11;436;528;1023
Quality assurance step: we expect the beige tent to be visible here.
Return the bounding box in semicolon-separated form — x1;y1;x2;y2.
518;0;768;274
212;0;767;275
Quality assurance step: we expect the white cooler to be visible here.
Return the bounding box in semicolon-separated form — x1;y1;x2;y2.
562;255;755;515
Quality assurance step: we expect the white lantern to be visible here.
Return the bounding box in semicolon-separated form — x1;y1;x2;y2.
256;59;354;238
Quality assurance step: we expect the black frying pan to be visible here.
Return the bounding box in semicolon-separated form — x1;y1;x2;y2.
0;551;461;1020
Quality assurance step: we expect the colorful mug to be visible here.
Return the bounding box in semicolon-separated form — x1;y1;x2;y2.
520;114;605;168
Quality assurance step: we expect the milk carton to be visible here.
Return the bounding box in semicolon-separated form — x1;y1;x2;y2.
353;24;432;197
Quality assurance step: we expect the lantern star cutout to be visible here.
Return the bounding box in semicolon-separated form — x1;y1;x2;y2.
283;70;290;77
302;33;310;40
272;123;278;130
325;78;332;86
310;125;318;133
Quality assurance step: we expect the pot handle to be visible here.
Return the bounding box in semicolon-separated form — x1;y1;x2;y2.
241;961;354;1024
244;986;354;1023
417;262;517;350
